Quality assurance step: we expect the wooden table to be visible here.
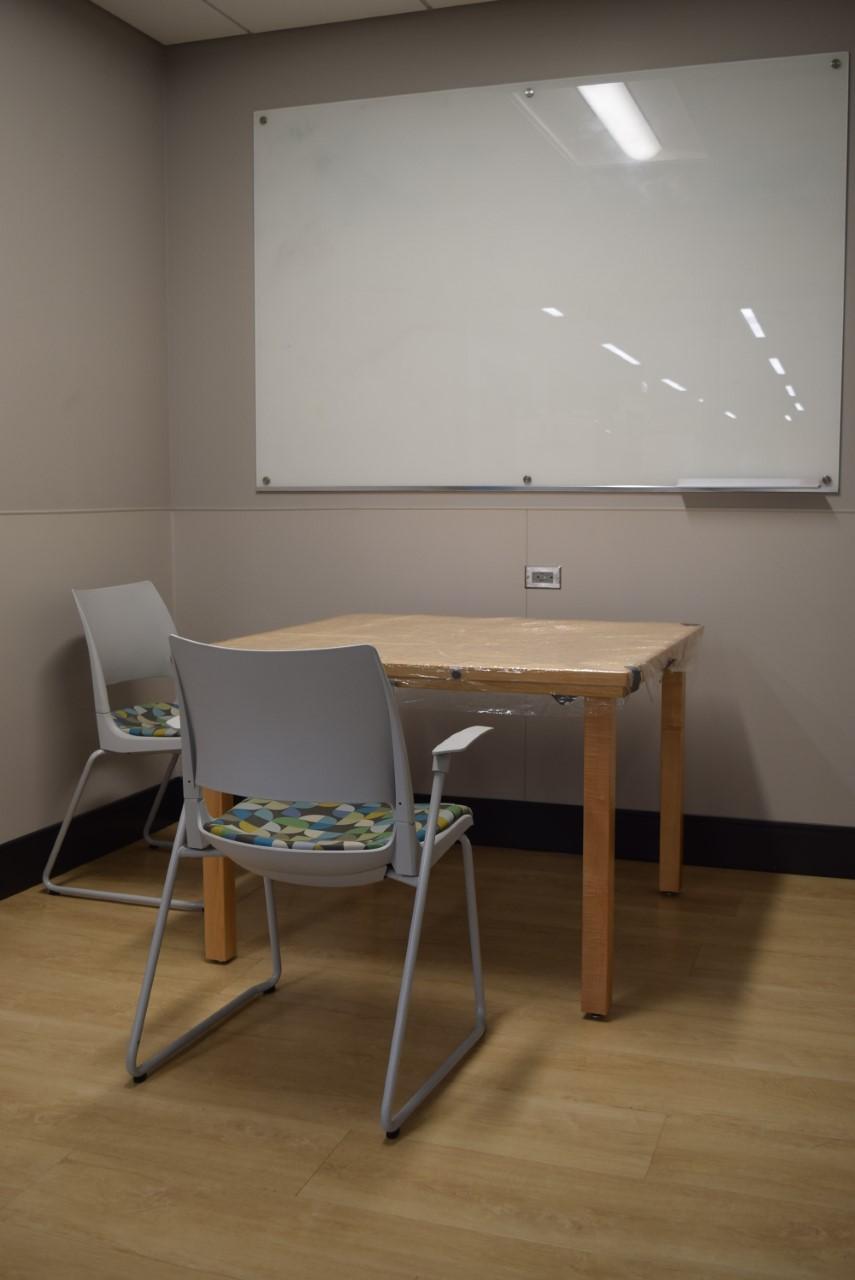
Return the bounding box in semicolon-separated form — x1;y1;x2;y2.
201;614;702;1019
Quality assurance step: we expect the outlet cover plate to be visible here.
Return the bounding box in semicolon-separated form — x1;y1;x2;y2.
525;565;561;589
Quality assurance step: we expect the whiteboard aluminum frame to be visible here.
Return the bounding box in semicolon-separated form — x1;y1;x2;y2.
258;480;837;494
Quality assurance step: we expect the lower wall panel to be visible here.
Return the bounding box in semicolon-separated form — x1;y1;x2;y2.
172;506;529;800
171;506;855;835
525;508;855;828
0;510;174;845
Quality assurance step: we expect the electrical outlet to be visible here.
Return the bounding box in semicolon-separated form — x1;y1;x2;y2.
525;565;561;589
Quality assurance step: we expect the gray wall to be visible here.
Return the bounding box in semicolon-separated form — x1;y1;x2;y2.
2;0;852;848
0;0;170;842
165;0;855;828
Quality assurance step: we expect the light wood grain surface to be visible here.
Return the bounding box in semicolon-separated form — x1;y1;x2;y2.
201;789;235;963
3;836;854;1278
221;613;702;698
581;698;616;1015
658;669;686;894
202;613;696;989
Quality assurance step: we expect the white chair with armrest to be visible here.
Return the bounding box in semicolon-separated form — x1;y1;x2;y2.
126;636;490;1137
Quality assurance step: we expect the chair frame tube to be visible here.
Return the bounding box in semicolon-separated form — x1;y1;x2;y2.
381;824;485;1137
127;812;282;1081
42;751;202;911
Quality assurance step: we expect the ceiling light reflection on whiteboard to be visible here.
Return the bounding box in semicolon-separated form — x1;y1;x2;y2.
541;307;564;317
661;378;686;391
740;307;766;338
769;357;786;375
601;342;640;365
795;403;805;412
724;411;737;419
785;385;796;397
577;82;661;160
785;414;792;421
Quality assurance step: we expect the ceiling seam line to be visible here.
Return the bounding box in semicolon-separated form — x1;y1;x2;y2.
200;0;251;36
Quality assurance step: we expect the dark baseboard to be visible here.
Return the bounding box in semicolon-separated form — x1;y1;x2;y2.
451;796;854;879
0;778;183;902
2;785;851;902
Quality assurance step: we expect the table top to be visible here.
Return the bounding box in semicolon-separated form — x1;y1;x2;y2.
222;614;702;699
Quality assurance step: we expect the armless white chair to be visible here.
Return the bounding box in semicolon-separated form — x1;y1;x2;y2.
42;582;202;911
127;636;490;1138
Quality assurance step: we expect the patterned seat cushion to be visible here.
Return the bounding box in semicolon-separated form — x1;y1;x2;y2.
112;701;180;737
204;798;472;852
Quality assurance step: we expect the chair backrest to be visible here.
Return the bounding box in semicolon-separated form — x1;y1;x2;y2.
170;637;416;858
73;581;176;714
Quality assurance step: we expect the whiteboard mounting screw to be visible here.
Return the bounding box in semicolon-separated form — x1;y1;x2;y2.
523;475;532;485
259;115;268;124
523;88;535;98
262;476;271;485
822;474;832;485
831;59;842;69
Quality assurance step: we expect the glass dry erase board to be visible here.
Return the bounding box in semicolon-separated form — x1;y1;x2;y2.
253;53;848;492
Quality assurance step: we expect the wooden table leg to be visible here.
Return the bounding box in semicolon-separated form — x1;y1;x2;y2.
201;789;237;963
581;697;616;1019
659;669;685;895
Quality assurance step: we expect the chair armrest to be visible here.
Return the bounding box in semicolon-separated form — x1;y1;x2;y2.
432;725;492;775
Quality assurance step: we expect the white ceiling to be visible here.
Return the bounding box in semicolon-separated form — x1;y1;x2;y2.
89;0;497;45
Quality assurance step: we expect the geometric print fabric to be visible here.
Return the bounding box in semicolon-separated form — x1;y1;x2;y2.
112;701;180;736
204;797;471;852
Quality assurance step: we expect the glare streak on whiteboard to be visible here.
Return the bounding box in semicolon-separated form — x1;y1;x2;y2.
577;82;662;160
602;343;640;365
740;307;766;338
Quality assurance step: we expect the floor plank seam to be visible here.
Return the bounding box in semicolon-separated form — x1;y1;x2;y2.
0;1148;77;1225
0;1209;243;1280
293;1127;354;1199
640;1113;671;1180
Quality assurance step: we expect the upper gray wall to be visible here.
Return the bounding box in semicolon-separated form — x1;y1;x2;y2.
0;0;169;513
0;0;171;842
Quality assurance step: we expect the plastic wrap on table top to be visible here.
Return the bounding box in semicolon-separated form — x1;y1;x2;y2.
394;688;590;719
222;614;702;700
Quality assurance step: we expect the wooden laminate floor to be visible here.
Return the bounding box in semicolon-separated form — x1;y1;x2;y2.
1;839;854;1278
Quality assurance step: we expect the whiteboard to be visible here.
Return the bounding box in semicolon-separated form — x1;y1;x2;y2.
254;53;848;492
